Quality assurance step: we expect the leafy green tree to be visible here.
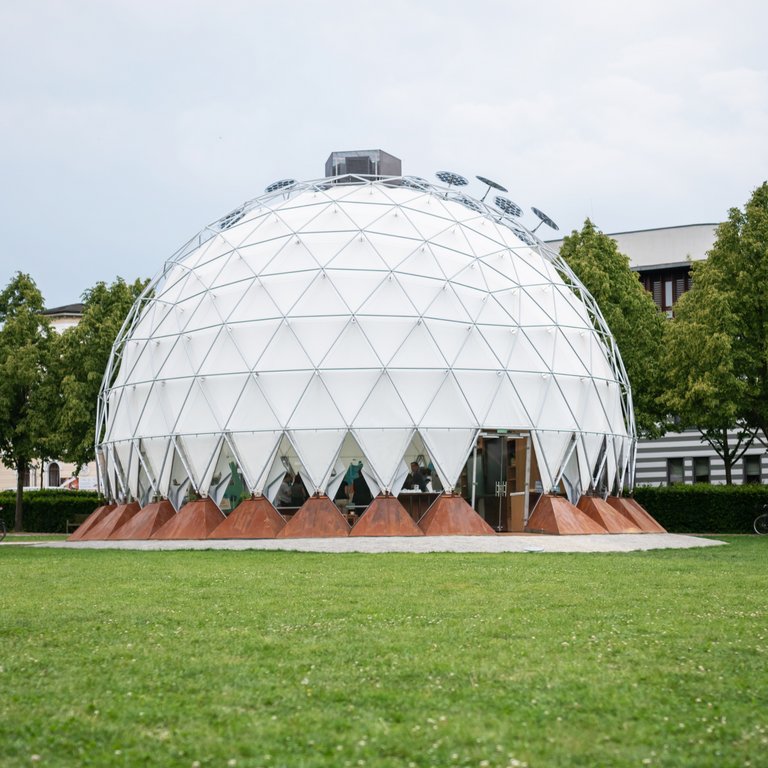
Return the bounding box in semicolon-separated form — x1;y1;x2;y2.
663;182;768;478
558;219;667;438
57;278;148;471
0;273;55;530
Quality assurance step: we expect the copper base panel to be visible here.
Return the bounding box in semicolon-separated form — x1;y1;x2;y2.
525;495;608;535
577;496;643;534
67;504;116;541
209;497;286;539
109;500;177;540
151;498;225;539
418;494;495;536
277;495;351;538
607;497;666;533
350;496;425;537
77;502;142;540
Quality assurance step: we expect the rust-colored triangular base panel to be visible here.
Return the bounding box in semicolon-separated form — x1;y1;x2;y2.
67;504;116;541
607;497;666;533
209;497;286;539
577;496;643;534
110;500;177;540
78;502;141;540
151;498;225;540
418;494;495;536
525;495;608;535
351;495;425;537
277;495;350;538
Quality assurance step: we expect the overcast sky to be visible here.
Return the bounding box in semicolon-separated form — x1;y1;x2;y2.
2;0;766;307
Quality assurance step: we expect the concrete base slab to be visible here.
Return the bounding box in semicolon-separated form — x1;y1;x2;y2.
67;504;116;541
110;500;176;540
39;533;725;554
351;496;424;537
277;495;350;538
209;497;285;539
151;498;224;539
78;502;141;540
526;495;608;535
577;496;643;534
418;494;495;536
607;497;666;533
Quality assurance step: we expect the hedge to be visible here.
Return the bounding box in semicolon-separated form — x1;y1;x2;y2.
0;490;104;533
633;484;768;534
1;485;764;535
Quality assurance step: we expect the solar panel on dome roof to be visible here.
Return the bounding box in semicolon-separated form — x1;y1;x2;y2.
401;176;431;190
219;207;246;230
531;206;559;231
435;170;468;187
476;175;507;192
265;178;296;194
505;222;536;246
455;194;482;213
494;196;523;217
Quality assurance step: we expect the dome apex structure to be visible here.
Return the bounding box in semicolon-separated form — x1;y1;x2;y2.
96;172;636;516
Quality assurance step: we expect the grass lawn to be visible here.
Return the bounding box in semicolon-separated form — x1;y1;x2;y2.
0;538;766;767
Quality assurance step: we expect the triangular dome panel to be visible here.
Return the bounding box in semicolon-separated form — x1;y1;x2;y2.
352;428;414;489
358;274;418;317
311;367;376;423
256;370;314;424
229;430;282;493
257;321;314;372
419;428;478;491
389;322;447;370
177;434;221;492
356;316;420;366
321;320;382;370
531;430;573;494
288;375;346;430
421;374;475;429
258;271;317;315
366;231;420;270
287;429;346;491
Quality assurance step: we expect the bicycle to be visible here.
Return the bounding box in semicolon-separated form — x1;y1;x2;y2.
755;506;768;535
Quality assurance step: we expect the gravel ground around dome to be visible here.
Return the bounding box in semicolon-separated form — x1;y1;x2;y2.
24;533;723;554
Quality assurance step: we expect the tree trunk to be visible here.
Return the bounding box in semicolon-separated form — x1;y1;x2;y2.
15;458;25;532
722;429;733;484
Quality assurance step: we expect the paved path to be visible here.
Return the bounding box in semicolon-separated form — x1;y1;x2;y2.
25;533;724;554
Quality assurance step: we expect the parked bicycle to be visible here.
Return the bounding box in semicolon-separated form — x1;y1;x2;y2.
755;506;768;535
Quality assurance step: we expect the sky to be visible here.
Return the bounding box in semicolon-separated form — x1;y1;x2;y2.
1;0;767;308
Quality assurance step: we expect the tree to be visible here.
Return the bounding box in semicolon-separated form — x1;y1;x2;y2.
0;273;55;531
663;182;768;478
56;278;148;471
558;219;667;438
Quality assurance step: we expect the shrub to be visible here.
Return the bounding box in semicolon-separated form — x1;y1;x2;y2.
633;484;768;533
0;490;103;533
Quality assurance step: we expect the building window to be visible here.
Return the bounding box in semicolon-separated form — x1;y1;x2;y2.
693;457;710;483
640;267;692;316
22;466;31;487
743;455;762;484
48;462;60;487
667;457;684;485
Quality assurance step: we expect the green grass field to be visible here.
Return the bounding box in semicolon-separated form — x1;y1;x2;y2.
1;538;766;767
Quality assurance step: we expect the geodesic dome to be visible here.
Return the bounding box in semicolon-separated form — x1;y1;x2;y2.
97;175;636;508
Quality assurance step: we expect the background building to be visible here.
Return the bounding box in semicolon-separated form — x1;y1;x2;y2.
0;303;99;491
551;224;766;486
